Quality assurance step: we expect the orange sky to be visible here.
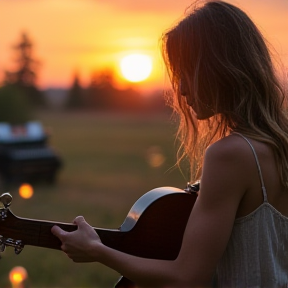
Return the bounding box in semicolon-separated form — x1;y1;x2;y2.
0;0;287;91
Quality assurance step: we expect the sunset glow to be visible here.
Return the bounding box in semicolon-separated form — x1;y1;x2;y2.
0;0;287;91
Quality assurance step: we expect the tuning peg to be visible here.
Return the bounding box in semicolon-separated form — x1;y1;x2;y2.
0;243;5;253
0;193;12;208
3;238;24;255
0;236;6;253
14;240;24;255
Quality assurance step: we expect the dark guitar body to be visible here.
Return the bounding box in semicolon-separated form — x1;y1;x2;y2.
0;187;197;288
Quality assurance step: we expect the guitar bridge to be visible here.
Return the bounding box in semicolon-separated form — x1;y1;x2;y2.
0;235;24;255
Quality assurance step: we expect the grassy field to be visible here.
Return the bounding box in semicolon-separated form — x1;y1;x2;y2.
0;110;190;288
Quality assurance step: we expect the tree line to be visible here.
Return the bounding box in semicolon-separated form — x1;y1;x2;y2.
0;32;169;124
65;70;167;113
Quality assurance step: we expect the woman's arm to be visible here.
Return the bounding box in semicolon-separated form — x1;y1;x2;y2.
51;136;248;287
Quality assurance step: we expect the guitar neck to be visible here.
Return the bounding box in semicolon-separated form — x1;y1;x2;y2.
4;212;121;251
2;188;196;260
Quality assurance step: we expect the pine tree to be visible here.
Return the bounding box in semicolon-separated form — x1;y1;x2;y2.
4;32;45;107
66;72;85;109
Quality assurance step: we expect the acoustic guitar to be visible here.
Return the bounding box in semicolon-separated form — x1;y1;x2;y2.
0;184;199;287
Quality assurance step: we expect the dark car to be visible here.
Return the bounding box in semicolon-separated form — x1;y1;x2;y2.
0;121;62;185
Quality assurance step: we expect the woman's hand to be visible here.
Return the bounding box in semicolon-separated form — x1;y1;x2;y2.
51;216;103;262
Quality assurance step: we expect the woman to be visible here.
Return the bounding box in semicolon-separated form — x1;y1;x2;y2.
52;1;288;287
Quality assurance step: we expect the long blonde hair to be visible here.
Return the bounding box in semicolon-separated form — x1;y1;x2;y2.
161;0;288;185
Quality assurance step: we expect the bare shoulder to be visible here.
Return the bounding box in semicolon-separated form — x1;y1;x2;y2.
205;134;253;166
199;134;254;205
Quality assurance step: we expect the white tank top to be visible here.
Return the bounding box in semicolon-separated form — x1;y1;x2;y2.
216;133;288;287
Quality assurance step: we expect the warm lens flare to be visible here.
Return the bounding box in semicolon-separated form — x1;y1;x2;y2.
19;183;34;199
146;146;166;168
9;266;28;285
120;53;153;82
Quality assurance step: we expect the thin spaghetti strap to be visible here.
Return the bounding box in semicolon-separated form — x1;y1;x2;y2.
232;132;268;202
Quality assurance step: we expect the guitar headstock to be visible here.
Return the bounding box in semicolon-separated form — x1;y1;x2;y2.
0;193;24;257
0;192;12;209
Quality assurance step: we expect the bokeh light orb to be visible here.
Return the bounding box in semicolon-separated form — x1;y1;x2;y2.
9;266;28;285
146;146;166;168
19;183;34;199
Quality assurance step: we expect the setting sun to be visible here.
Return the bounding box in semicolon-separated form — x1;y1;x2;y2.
120;54;153;83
